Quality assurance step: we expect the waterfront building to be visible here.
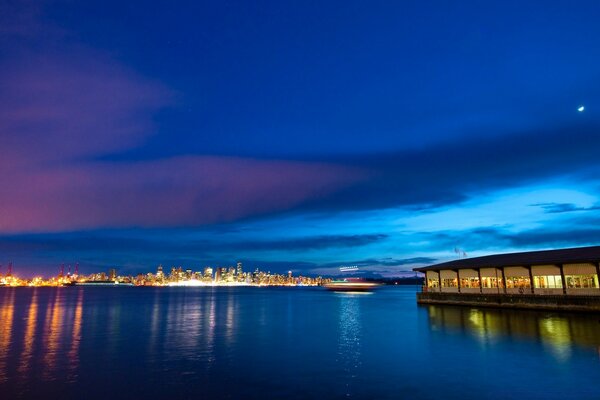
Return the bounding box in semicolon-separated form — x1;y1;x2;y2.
414;246;600;311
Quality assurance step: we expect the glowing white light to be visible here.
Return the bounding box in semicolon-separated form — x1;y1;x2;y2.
578;105;585;112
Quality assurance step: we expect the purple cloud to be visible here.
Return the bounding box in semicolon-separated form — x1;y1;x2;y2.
1;155;362;232
0;52;365;232
0;53;171;164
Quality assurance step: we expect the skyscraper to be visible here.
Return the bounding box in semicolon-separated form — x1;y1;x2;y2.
204;267;213;281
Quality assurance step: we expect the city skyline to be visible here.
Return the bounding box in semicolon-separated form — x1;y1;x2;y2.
2;1;600;278
0;261;329;286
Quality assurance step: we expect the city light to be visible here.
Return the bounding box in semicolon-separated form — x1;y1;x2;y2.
0;262;329;288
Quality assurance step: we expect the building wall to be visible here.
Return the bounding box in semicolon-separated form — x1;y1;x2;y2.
504;266;529;277
480;268;501;277
531;264;563;295
563;263;597;275
458;269;478;278
503;266;531;294
440;270;458;293
426;271;440;292
532;265;560;275
564;263;600;295
563;263;600;295
458;269;480;293
480;268;503;293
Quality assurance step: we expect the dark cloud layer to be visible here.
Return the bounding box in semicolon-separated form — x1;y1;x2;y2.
225;234;388;251
317;257;437;268
0;231;431;277
419;217;600;254
532;202;600;214
0;232;387;253
301;121;600;213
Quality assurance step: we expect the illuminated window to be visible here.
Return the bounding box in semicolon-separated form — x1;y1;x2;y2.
481;277;501;288
427;279;439;288
533;275;563;289
442;278;458;287
565;275;599;289
505;276;530;288
459;277;480;288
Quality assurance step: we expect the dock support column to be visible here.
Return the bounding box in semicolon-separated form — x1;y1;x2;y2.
495;268;500;294
500;267;507;294
477;268;482;293
455;270;461;293
438;271;442;293
559;264;567;295
527;266;535;294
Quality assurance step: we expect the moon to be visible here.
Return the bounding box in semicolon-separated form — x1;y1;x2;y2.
578;105;585;112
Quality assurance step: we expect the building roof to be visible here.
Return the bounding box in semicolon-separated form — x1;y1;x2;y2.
413;245;600;272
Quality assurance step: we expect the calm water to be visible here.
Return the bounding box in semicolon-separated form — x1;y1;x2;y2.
0;286;599;399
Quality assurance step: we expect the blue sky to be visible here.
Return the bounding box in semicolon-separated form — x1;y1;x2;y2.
1;0;600;277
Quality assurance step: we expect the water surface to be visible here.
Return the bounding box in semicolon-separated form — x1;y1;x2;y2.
0;286;599;399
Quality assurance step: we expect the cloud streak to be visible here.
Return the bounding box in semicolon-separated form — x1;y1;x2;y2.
0;232;388;254
531;202;600;214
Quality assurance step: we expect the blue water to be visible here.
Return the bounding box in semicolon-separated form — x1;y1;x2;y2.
0;286;599;399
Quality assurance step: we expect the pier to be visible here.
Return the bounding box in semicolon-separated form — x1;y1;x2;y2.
413;246;600;312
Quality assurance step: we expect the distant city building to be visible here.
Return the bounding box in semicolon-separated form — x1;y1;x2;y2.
204;267;213;281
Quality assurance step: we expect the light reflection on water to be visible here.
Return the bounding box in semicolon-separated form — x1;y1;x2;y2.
0;289;15;383
337;293;363;397
42;289;62;380
67;290;83;382
425;304;600;362
18;289;37;377
206;291;216;367
0;286;599;400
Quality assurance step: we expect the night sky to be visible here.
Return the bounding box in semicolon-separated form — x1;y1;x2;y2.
2;0;600;277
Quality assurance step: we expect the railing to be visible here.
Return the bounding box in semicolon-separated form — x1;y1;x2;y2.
422;285;443;293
